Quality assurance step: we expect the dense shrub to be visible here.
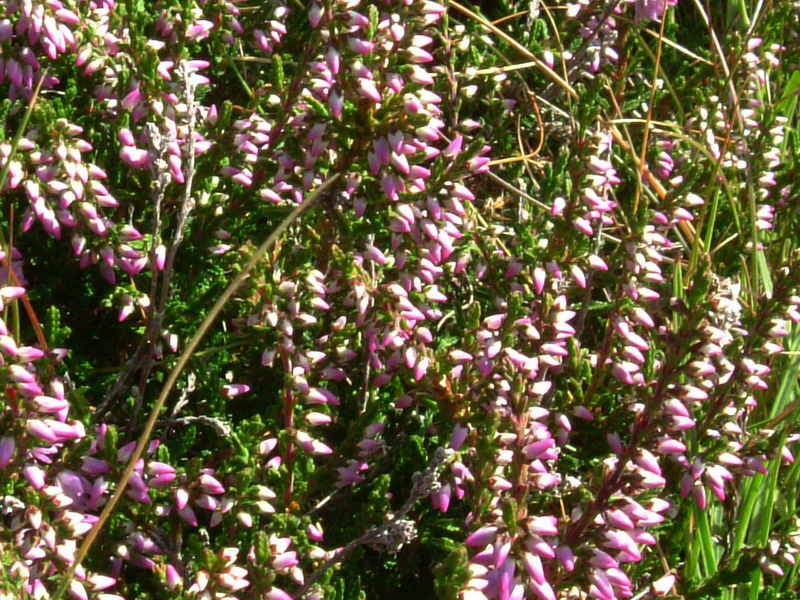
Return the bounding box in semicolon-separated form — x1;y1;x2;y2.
0;1;799;599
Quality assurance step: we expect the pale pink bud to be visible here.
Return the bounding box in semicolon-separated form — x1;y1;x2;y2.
483;314;505;330
573;217;593;235
265;588;293;600
222;383;250;397
452;183;474;201
185;20;214;41
357;78;381;103
121;86;144;112
33;395;69;413
325;47;340;75
533;267;546;294
679;385;709;402
465;526;498;547
747;456;768;475
451;423;469;450
88;575;117;591
551;196;566;216
529;579;556;600
307;523;324;541
178;504;198;526
408;65;434;85
632;307;655;328
198;473;225;495
693;483;707;508
118;129;135;146
523;552;545;584
571;265;586;288
175;487;189;510
347;38;374;55
0;286;25;301
69;580;88;600
607;433;623;455
27;419;57;442
119;145;147;167
305;412;332;426
23;464;46;489
528;516;558;536
431;483;451;512
414;357;429;381
421;1;446;16
760;557;784;577
606;509;635;530
556;545;575;571
655;437;686;454
165;564;182;590
258;438;278;456
0;436;15;468
408;46;433;63
364;244;388;264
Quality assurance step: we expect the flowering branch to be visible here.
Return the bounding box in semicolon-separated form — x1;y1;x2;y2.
53;173;340;600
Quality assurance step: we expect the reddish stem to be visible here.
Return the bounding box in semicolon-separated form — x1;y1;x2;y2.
2;257;48;351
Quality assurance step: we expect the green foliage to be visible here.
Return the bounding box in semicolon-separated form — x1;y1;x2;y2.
0;2;799;600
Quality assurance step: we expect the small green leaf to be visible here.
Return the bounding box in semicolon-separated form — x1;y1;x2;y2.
272;55;285;91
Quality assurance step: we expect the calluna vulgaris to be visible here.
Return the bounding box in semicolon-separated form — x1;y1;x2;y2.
0;0;799;599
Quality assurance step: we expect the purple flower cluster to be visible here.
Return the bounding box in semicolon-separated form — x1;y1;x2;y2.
1;1;799;599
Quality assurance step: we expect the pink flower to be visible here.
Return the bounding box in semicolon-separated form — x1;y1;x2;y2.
556;545;575;571
120;146;148;167
0;436;14;467
422;1;446;16
652;573;676;596
27;419;57;442
222;383;250;397
357;78;381;103
364;244;388;264
265;588;293;600
165;564;183;590
87;575;117;591
528;516;558;536
347;38;374;55
121;86;145;112
307;523;324;541
23;464;46;489
529;579;556;600
179;504;199;526
309;3;323;28
431;483;451;512
198;473;225;495
305;412;333;426
465;526;498;547
70;580;88;600
408;46;434;63
186;20;214;41
634;0;678;22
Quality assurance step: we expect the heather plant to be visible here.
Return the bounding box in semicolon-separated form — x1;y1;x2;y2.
0;1;799;599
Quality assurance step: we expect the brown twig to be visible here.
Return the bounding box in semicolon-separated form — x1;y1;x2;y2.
449;0;578;100
633;0;670;215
